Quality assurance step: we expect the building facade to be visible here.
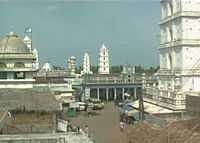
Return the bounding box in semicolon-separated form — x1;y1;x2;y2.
0;32;39;88
145;0;200;111
98;44;110;74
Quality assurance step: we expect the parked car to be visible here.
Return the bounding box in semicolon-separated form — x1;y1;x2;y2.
92;100;104;110
77;102;86;111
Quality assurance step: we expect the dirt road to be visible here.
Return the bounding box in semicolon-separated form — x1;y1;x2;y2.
70;102;127;143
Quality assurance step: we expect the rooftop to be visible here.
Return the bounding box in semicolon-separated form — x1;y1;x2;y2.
0;88;61;112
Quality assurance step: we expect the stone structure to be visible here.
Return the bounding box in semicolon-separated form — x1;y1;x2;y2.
145;0;200;111
98;44;110;74
0;32;39;88
81;52;93;75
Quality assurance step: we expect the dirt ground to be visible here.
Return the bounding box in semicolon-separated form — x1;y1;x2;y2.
70;102;200;143
126;119;200;143
70;102;127;143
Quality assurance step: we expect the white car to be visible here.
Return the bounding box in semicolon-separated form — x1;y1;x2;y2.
77;102;86;111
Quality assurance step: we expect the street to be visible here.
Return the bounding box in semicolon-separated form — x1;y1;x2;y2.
71;102;127;143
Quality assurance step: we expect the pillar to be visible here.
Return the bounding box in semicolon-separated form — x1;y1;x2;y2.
122;88;125;100
106;88;109;101
97;88;100;100
85;87;90;100
134;87;137;99
114;88;117;100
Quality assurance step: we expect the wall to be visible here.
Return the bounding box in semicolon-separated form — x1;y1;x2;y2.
186;95;200;114
182;0;200;12
0;133;93;143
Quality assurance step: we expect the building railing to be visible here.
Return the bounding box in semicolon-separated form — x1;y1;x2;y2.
85;79;142;84
145;87;186;110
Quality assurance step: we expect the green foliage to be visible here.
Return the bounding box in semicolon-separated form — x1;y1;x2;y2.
135;65;159;75
110;65;123;74
91;65;99;74
52;66;64;70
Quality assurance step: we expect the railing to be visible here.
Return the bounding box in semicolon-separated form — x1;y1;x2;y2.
145;87;186;110
85;79;142;84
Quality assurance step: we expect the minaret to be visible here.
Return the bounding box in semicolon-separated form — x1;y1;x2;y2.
23;35;32;52
81;52;93;75
98;44;110;74
33;49;39;70
67;56;76;75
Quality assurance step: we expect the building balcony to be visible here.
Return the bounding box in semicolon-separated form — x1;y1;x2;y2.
145;87;186;110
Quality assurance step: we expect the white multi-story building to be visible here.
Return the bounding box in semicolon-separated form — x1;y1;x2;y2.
145;0;200;111
98;44;110;74
81;52;93;75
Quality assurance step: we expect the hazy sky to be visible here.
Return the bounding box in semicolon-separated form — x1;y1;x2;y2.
0;0;160;68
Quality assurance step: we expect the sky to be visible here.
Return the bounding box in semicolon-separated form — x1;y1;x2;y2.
0;0;160;68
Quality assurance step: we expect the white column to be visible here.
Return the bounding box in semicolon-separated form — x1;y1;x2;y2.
114;88;117;100
134;87;137;99
122;88;125;100
106;88;109;101
85;87;90;100
97;88;100;100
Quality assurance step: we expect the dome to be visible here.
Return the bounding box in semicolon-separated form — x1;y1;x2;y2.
0;32;30;54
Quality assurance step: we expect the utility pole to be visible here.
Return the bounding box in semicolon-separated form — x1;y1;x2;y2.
139;73;145;121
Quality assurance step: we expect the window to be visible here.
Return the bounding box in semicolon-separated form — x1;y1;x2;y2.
0;63;6;68
14;62;25;68
14;72;25;79
0;72;7;79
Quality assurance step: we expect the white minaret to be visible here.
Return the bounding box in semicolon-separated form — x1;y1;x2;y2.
67;56;76;75
24;35;39;70
145;0;200;111
98;44;110;74
33;48;39;70
81;52;93;75
23;35;32;52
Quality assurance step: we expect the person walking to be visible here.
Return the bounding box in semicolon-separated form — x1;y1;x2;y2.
120;121;125;132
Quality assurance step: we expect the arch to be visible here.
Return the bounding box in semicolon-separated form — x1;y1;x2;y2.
14;62;25;68
167;2;173;16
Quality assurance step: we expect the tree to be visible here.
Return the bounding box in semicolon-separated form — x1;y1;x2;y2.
110;65;123;74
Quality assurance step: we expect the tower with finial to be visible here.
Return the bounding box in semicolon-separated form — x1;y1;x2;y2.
67;56;76;75
81;52;93;75
98;44;110;74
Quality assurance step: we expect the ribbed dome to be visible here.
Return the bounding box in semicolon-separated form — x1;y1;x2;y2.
0;32;30;54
